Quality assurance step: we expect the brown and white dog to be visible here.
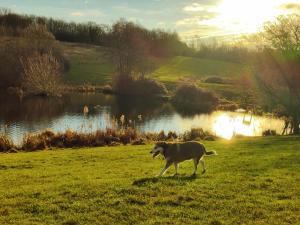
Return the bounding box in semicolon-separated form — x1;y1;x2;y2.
150;141;217;177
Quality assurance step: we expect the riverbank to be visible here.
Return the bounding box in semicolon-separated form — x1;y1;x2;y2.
0;136;299;225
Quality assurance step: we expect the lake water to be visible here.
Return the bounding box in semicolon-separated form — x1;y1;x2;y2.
0;93;284;143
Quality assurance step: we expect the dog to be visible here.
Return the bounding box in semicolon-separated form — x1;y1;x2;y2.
150;141;217;177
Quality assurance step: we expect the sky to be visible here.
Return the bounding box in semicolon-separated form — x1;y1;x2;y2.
1;0;300;39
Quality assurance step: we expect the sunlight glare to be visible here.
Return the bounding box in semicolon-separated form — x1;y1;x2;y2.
201;0;291;34
213;113;261;140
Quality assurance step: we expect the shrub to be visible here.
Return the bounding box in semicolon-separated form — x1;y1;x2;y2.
182;128;211;141
204;76;225;84
217;99;239;111
172;83;219;114
262;130;277;136
112;74;168;97
102;84;114;94
20;51;61;96
0;24;68;91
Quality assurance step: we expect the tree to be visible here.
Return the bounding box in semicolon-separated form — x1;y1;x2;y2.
255;15;300;134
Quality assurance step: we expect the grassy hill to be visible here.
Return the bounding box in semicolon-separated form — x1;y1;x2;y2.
62;42;114;85
62;42;252;100
151;56;250;83
0;137;299;225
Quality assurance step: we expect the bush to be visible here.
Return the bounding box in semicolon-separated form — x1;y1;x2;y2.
262;130;277;136
21;51;61;96
172;83;219;114
182;128;212;141
217;99;239;111
205;76;225;84
113;74;168;97
0;24;68;91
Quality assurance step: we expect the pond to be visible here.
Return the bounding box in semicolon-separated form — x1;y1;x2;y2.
0;93;284;144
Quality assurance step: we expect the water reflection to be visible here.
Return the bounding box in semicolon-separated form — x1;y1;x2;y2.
0;93;284;143
212;112;282;140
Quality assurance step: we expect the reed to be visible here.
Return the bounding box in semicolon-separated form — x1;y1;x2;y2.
0;134;15;152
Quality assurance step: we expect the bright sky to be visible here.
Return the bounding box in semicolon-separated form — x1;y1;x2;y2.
1;0;299;38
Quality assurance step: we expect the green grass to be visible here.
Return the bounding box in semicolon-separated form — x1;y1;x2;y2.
151;56;250;83
62;42;114;85
0;137;299;225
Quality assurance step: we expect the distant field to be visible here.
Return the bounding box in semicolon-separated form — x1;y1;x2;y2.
62;43;251;98
62;42;114;85
0;137;299;225
152;56;250;83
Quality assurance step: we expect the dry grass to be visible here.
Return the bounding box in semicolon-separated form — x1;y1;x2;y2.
1;127;214;152
0;134;14;152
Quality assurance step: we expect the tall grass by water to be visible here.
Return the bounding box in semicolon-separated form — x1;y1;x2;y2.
0;126;213;152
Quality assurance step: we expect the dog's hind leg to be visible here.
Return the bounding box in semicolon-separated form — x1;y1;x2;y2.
200;159;206;174
193;157;200;176
174;163;179;176
158;161;172;177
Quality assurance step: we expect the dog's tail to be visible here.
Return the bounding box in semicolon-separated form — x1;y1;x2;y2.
204;149;218;156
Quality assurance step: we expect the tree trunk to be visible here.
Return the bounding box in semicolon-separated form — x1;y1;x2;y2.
292;117;300;135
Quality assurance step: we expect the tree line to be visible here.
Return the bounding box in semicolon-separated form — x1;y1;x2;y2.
0;9;189;58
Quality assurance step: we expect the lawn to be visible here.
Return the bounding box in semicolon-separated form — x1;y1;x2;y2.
0;137;299;225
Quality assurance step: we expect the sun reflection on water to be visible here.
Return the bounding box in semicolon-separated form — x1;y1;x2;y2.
213;113;262;140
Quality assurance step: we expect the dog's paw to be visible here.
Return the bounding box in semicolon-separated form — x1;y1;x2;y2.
202;169;206;175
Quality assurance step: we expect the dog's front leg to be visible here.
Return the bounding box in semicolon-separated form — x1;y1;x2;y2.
158;161;172;177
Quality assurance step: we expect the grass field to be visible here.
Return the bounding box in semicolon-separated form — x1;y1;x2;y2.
0;137;299;225
151;56;250;83
62;42;114;85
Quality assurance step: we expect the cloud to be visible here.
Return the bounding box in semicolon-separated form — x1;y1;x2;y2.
70;10;104;18
184;3;205;12
70;11;83;17
280;3;300;11
114;5;140;14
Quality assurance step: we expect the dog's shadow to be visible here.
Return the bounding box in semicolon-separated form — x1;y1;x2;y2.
132;174;198;187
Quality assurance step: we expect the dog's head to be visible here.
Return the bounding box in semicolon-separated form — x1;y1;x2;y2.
150;142;168;158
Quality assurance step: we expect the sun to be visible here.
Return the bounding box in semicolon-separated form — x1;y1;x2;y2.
201;0;290;35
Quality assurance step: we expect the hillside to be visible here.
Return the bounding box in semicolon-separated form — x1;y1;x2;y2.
0;137;299;224
62;42;114;85
62;42;252;100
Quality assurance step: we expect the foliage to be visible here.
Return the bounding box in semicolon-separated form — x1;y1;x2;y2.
0;137;299;224
172;83;219;114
